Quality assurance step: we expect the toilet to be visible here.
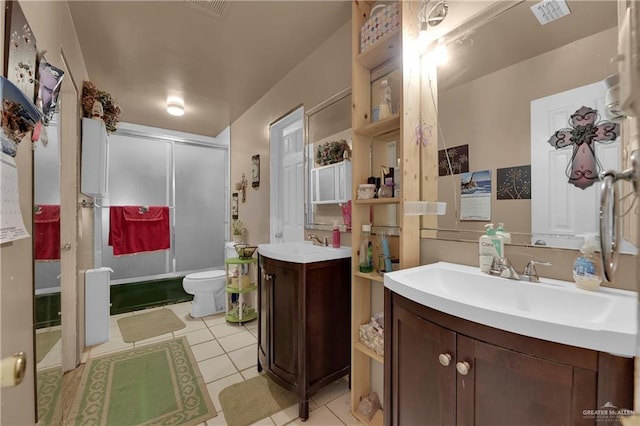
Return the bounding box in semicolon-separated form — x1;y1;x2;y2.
182;270;226;318
182;242;237;318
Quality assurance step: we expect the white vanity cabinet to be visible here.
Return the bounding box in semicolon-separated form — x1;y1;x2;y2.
310;160;352;204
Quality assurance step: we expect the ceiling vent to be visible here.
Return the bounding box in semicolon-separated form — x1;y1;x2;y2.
185;0;227;18
530;0;571;25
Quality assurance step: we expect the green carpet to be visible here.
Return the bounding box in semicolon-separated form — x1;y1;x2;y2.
36;329;61;364
219;374;297;426
117;308;186;343
68;337;216;425
37;367;62;426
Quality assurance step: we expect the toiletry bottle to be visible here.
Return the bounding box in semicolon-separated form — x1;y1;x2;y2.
332;221;341;248
479;224;502;273
379;78;392;119
496;223;512;244
359;224;373;273
573;235;602;291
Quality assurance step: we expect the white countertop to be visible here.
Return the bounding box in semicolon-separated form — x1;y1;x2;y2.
258;241;351;264
384;262;638;357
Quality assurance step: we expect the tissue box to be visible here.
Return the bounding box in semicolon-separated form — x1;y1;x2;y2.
360;2;400;54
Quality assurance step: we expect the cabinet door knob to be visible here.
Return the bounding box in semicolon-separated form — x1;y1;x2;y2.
456;361;471;375
438;353;452;367
264;274;273;281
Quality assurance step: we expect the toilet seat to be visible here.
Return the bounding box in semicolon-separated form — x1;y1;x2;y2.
185;270;226;281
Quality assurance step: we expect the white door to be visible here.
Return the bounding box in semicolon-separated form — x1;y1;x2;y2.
270;107;304;243
531;81;620;249
0;2;35;421
0;142;36;425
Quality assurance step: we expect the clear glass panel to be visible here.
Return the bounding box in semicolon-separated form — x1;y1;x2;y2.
101;135;171;280
174;143;227;272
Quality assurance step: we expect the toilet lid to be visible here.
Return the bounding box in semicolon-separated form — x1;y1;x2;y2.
185;270;226;280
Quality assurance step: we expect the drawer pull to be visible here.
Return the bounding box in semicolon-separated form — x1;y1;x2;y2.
438;353;452;367
456;361;471;375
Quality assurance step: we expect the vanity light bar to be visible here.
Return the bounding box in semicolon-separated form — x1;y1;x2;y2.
530;0;571;25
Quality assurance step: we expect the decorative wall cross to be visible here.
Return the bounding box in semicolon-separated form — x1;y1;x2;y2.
547;106;619;189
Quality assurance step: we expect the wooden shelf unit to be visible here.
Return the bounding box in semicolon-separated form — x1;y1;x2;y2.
350;1;422;424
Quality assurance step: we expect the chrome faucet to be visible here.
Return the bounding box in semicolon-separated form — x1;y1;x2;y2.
489;257;520;280
306;234;328;247
520;260;552;283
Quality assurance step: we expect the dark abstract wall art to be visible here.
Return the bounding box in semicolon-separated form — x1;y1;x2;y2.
497;165;531;200
438;144;469;176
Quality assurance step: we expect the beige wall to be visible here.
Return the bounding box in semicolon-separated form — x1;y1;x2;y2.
230;21;351;246
437;27;619;234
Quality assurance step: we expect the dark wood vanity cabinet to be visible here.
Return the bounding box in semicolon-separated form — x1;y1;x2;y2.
258;255;351;421
384;289;634;426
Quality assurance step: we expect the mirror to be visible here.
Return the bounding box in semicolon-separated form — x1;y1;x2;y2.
305;88;353;231
34;114;62;424
423;0;637;253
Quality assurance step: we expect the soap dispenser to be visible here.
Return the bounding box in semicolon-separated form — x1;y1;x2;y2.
332;221;341;248
573;234;602;291
496;223;512;244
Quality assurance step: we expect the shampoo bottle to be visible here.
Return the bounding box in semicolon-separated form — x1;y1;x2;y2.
332;221;341;248
359;224;373;273
573;235;602;291
479;224;504;273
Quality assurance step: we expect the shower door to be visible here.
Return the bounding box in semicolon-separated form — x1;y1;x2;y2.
97;130;228;282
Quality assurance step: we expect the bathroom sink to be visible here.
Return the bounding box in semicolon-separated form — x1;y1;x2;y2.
258;241;351;263
384;262;638;356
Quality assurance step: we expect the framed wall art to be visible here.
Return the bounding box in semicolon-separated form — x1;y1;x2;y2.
231;192;239;220
252;155;260;188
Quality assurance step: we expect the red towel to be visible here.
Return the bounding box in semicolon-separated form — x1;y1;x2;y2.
109;206;170;256
34;205;60;261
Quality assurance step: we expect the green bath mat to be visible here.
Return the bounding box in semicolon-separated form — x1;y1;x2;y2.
219;374;297;426
37;367;62;426
67;337;216;425
117;308;186;343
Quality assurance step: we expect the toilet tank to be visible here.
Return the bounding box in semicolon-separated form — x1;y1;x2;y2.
225;241;237;259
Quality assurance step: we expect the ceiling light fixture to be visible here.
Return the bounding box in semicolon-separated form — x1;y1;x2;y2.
166;96;185;116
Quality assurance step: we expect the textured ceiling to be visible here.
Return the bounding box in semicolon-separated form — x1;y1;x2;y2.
68;1;618;138
68;1;352;137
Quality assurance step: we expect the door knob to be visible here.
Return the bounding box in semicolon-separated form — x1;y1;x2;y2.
456;361;471;375
1;352;27;387
264;274;273;280
275;232;283;238
438;353;452;367
61;243;72;251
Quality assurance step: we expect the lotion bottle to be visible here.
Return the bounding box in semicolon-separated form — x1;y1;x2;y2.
496;223;512;244
332;221;341;248
479;224;503;273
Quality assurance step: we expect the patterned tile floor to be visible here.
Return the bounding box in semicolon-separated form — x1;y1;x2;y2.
71;301;361;425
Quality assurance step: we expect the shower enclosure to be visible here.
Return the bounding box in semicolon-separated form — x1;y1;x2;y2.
93;126;229;284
